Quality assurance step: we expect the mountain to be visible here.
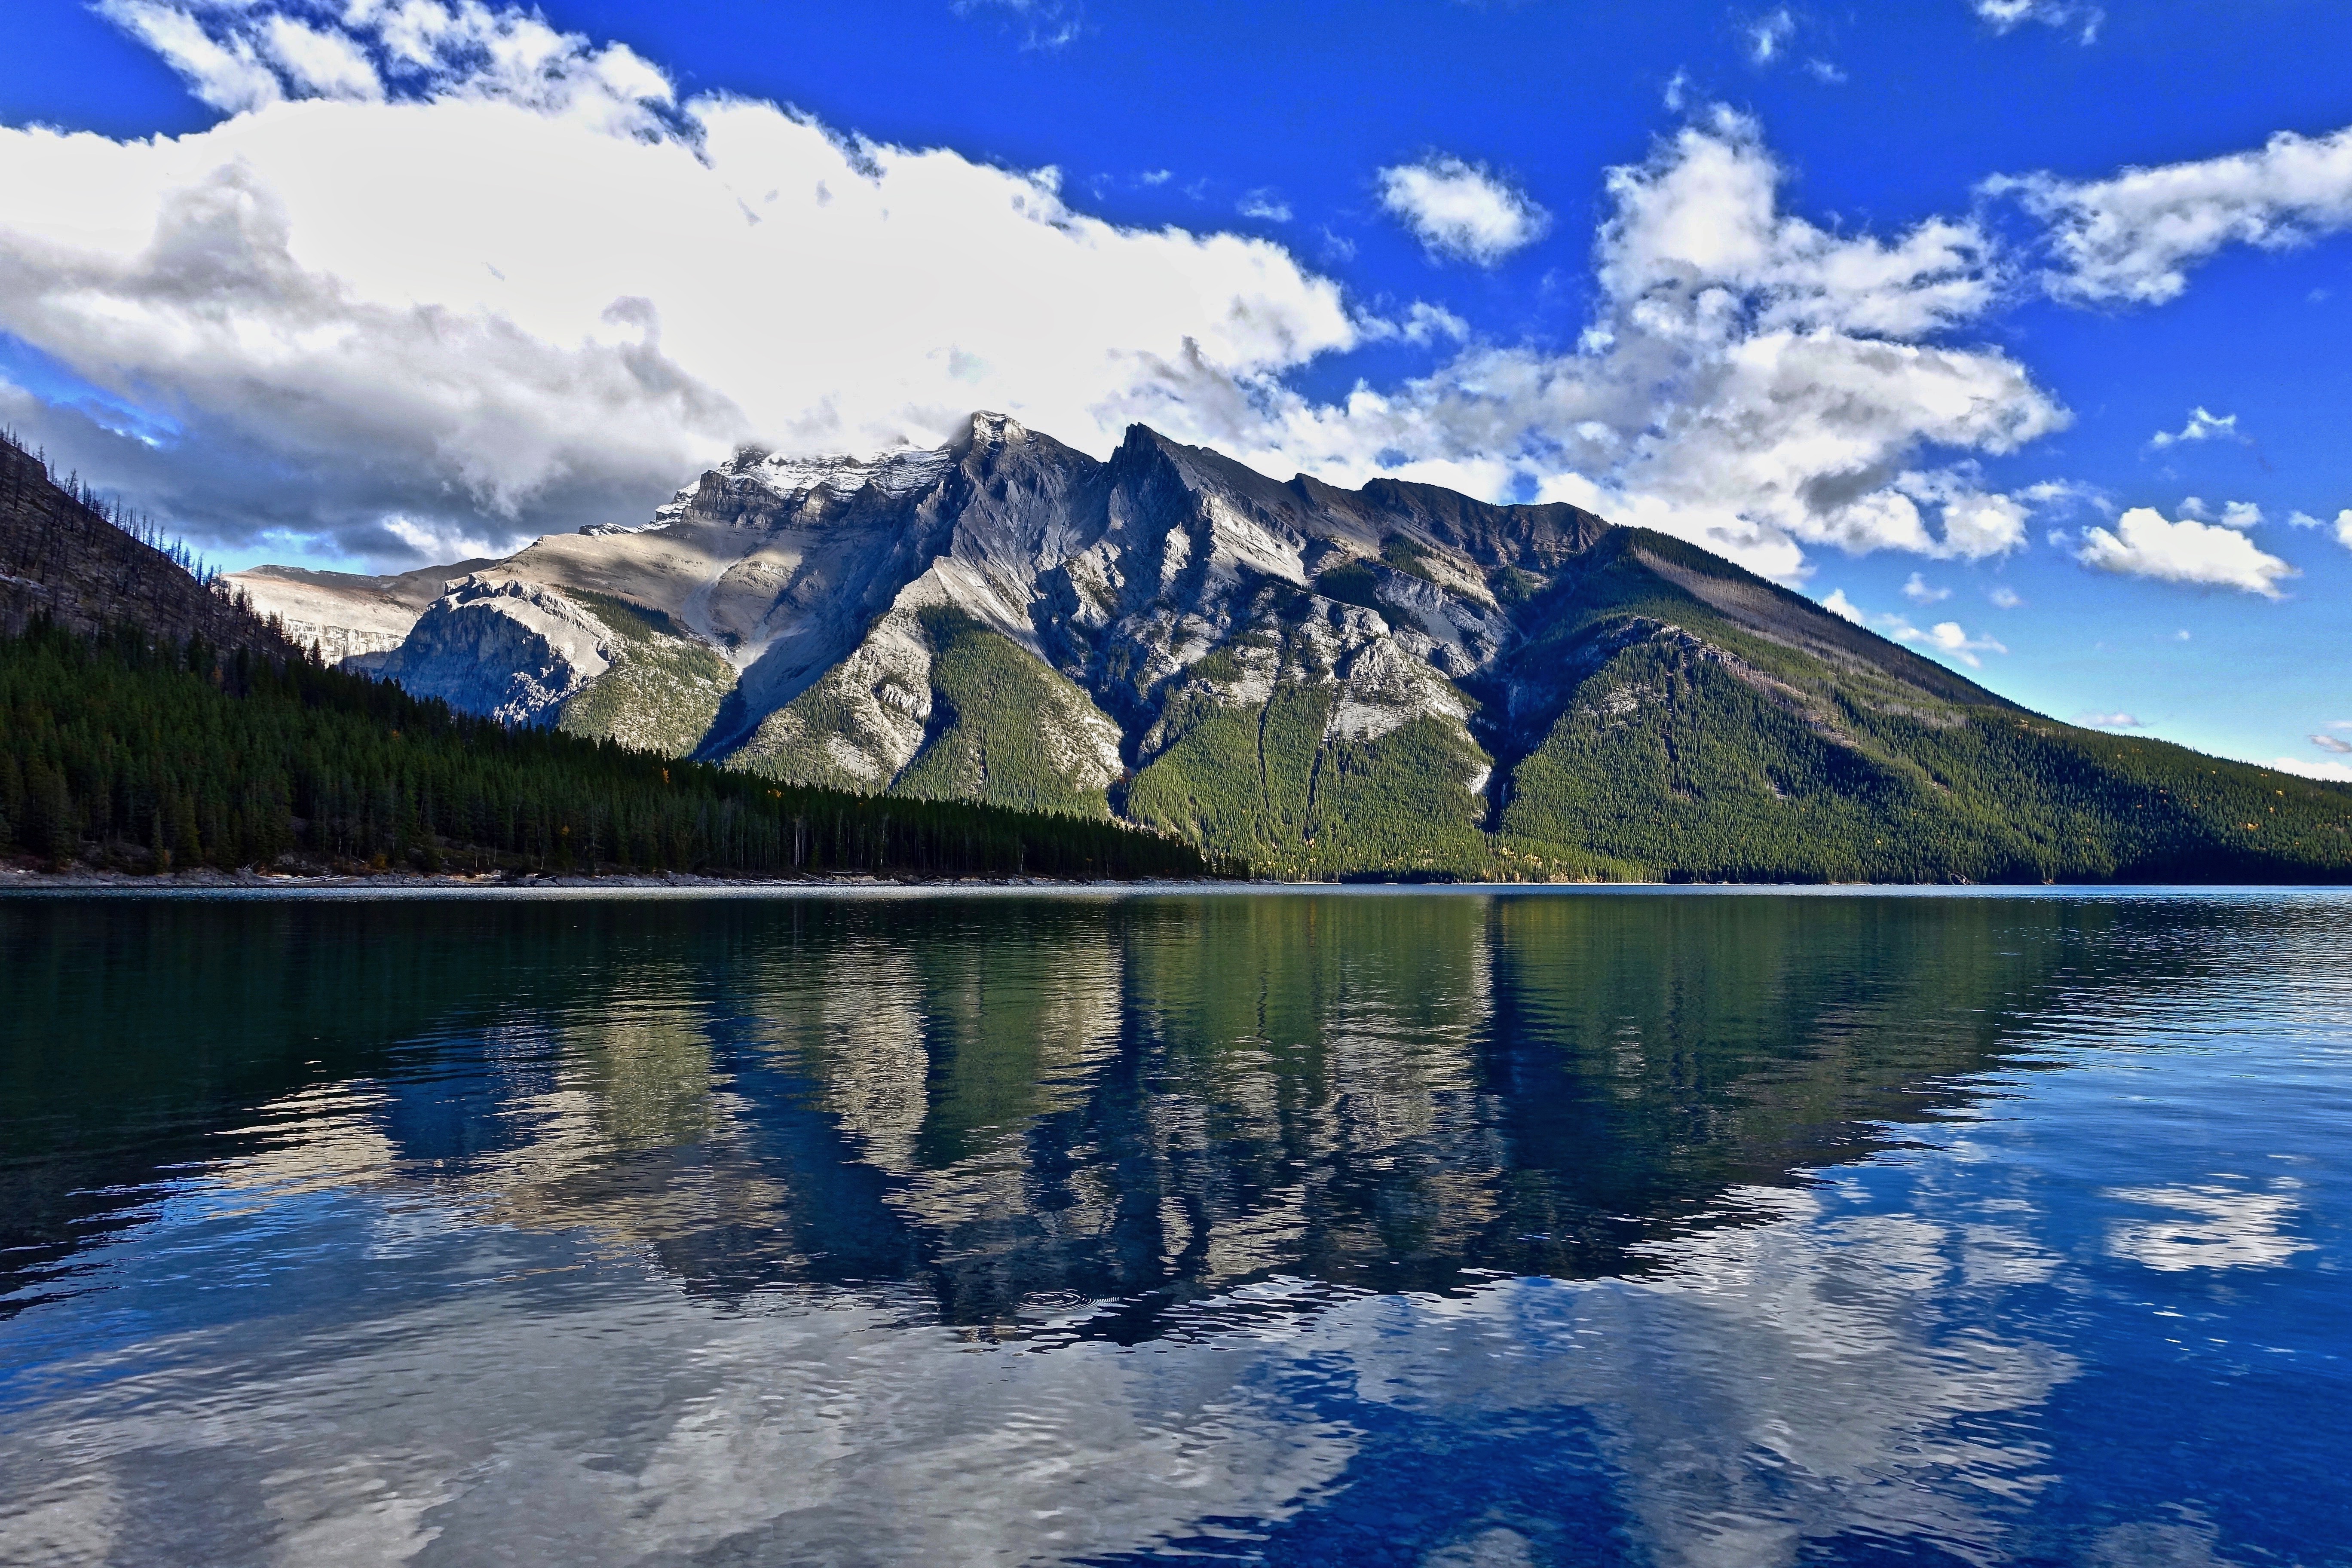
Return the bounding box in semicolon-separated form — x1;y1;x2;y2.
232;413;2352;883
0;427;1213;882
228;558;499;664
3;433;296;661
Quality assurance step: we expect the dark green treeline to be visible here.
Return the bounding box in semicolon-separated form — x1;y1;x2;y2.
0;622;1228;879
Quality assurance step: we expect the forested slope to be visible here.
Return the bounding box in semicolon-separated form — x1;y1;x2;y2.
0;431;296;659
1479;530;2352;883
0;623;1223;879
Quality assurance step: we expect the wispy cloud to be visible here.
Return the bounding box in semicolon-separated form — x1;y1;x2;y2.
1236;190;1292;224
1902;571;1950;603
1994;122;2352;305
1969;0;2102;44
2149;406;2248;448
951;0;1083;49
95;0;670;119
1748;9;1795;64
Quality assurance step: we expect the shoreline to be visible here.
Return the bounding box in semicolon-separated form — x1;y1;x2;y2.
3;865;2347;898
0;864;1236;894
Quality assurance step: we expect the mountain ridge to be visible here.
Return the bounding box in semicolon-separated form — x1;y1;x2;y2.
230;413;2352;883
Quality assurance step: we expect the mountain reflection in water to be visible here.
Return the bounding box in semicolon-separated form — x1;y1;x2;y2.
0;890;2346;1566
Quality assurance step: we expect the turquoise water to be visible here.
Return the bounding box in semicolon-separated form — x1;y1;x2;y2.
0;889;2346;1565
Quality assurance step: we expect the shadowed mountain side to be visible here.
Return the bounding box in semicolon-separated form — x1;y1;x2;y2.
231;415;2352;882
6;894;2292;1335
0;433;299;661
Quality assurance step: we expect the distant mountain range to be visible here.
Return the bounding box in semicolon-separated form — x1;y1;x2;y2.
230;413;2352;883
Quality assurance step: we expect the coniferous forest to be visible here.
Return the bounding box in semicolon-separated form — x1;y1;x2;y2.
0;621;1228;880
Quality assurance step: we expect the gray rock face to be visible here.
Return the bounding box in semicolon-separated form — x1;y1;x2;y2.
373;577;614;727
225;414;2289;885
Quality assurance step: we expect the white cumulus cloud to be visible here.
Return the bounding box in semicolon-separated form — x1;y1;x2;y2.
1377;155;1551;266
1221;112;2067;579
2000;122;2352;305
2287;508;2352;547
2269;757;2352;781
2075;711;2142;728
0;1;1360;561
1811;590;2006;667
2074;508;2298;597
6;12;2074;585
1902;619;2008;667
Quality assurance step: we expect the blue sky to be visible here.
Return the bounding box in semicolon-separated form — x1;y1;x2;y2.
1;0;2348;775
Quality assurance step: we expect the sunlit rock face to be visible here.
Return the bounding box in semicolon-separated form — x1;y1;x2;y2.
225;559;498;666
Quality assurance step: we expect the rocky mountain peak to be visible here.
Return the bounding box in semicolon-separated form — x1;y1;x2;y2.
960;410;1032;452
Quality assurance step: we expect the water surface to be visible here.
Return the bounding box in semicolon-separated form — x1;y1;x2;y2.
1;889;2347;1565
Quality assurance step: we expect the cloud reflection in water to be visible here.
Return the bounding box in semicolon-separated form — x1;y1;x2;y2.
0;890;2345;1565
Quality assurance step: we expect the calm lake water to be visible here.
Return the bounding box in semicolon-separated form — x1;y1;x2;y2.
0;888;2347;1566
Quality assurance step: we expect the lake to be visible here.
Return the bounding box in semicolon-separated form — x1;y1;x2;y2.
0;888;2346;1565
